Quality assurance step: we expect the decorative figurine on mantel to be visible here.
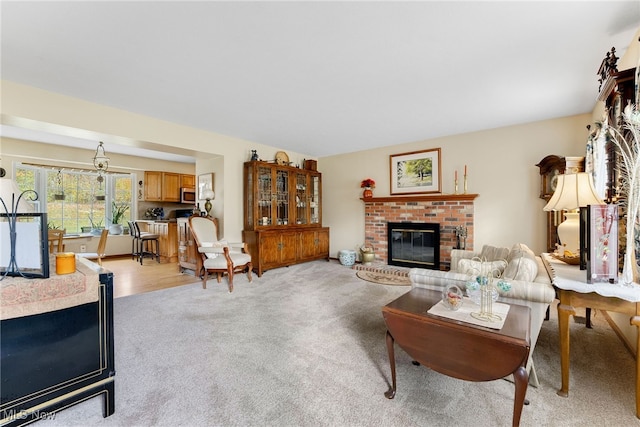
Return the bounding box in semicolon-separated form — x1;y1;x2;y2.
250;150;259;161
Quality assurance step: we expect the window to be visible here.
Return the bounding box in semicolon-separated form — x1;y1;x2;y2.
15;164;133;233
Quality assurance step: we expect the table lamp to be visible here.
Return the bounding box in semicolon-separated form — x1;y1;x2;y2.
202;188;215;217
543;172;604;256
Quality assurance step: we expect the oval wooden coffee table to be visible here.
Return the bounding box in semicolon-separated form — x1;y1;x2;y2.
382;287;531;427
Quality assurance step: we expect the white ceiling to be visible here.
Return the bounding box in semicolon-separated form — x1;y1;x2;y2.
1;1;639;160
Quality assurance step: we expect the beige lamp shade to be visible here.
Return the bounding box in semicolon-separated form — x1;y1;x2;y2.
543;172;604;212
543;172;604;256
202;189;215;200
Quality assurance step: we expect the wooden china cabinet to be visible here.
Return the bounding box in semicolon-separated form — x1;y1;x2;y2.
242;161;329;276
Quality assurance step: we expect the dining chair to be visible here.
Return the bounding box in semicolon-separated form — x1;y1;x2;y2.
77;229;109;266
48;229;65;253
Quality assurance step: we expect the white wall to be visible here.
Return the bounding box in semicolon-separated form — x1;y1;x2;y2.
1;80;593;256
321;114;591;257
0;81;313;241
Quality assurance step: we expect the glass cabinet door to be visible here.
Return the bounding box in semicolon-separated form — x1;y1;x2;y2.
257;166;273;227
245;162;321;230
295;172;308;225
310;174;320;225
275;169;289;225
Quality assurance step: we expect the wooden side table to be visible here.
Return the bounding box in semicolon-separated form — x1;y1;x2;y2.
382;288;531;427
542;253;640;418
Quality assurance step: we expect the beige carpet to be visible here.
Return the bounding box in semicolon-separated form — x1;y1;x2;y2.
355;270;410;286
41;259;637;426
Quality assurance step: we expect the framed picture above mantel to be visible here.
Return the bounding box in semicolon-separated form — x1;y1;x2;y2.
390;148;442;195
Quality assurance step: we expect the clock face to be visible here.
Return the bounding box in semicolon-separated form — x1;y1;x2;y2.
550;171;559;192
541;167;562;199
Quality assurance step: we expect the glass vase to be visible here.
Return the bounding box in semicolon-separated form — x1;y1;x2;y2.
621;243;638;287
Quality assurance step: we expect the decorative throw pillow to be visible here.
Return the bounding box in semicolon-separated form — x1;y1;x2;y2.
458;258;507;277
479;245;510;262
503;243;538;281
201;240;228;258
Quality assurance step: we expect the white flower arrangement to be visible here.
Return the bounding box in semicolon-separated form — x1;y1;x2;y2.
606;104;640;285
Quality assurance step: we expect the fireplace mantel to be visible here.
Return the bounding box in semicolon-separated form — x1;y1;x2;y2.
361;194;478;203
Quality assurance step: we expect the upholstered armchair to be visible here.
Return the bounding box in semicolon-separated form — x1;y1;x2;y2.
188;215;252;292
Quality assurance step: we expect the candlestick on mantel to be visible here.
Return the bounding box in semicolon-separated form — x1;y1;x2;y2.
464;176;468;194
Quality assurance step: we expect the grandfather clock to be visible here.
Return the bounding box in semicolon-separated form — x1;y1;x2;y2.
536;155;585;253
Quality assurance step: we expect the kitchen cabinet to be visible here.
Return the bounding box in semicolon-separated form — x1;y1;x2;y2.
144;171;181;202
180;174;196;188
162;173;180;202
243;160;329;276
144;171;163;201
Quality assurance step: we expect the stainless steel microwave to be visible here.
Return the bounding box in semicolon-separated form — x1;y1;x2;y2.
180;187;196;204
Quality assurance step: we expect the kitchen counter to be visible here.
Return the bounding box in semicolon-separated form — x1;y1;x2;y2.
137;221;178;263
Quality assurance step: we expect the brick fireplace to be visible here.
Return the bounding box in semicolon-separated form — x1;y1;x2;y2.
362;194;477;270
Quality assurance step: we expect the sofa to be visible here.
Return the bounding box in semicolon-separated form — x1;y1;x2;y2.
408;243;555;387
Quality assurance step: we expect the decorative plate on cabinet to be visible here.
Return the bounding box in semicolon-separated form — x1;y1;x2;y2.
275;151;290;165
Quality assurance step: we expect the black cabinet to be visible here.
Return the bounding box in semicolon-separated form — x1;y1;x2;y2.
0;259;115;425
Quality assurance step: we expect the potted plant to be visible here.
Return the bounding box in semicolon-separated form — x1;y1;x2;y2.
88;214;104;236
109;202;129;235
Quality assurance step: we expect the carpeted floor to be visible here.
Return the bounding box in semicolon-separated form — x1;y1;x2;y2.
41;260;637;426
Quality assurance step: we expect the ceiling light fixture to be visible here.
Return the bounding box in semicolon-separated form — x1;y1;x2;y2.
54;170;65;200
93;141;109;186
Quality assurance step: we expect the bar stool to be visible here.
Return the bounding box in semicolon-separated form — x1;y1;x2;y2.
134;221;160;264
127;221;141;260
